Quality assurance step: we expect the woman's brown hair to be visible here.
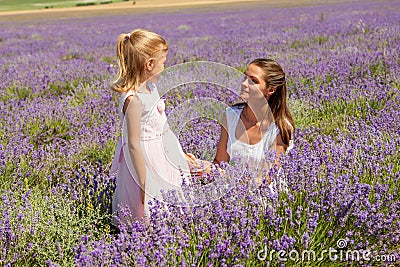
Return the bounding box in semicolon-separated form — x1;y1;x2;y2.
251;58;295;147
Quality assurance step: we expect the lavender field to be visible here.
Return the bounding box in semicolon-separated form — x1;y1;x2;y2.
1;0;399;266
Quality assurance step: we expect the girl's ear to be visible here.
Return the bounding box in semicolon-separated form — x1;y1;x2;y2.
146;58;154;71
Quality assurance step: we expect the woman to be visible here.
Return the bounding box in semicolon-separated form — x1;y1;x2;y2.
213;58;294;182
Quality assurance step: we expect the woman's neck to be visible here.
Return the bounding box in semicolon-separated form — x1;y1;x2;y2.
242;105;258;125
244;100;269;122
242;100;274;133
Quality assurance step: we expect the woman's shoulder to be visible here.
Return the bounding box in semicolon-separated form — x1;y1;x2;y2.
227;102;246;113
224;103;245;129
231;102;246;109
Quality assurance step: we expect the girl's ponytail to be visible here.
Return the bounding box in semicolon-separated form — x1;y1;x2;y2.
112;33;134;93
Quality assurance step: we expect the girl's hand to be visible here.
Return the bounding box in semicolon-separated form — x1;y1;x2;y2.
185;153;212;176
185;153;198;166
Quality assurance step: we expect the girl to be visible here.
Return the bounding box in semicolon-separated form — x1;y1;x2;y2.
109;29;189;224
214;58;295;183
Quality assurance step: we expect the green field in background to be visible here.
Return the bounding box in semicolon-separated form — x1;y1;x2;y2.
0;0;128;12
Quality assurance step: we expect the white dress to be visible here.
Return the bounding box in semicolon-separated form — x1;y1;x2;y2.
225;105;293;191
226;105;279;166
110;82;189;224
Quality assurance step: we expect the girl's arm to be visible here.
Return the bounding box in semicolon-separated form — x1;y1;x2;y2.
124;95;147;204
213;113;230;165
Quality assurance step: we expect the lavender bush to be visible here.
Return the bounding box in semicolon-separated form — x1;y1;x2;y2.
1;0;399;265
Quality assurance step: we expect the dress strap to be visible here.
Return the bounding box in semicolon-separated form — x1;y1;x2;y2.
284;118;295;153
118;90;136;118
225;106;242;141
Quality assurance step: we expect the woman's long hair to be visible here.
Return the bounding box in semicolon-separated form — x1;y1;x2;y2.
111;29;168;93
251;58;295;147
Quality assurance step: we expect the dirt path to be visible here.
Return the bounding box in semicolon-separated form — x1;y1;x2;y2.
1;0;259;15
0;0;350;21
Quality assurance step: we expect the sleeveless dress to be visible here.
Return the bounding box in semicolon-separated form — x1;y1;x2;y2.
225;105;294;191
110;82;189;224
226;105;279;166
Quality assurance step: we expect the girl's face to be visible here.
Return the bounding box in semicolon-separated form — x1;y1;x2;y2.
240;63;267;101
146;51;167;83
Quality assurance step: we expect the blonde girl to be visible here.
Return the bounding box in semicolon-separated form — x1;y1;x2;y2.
109;29;189;224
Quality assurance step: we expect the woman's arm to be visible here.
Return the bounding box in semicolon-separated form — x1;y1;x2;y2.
124;95;147;204
213;113;230;165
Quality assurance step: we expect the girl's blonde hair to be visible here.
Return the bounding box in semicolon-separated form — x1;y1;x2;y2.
111;29;168;93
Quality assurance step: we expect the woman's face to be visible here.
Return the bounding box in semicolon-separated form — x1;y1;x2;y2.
240;63;268;102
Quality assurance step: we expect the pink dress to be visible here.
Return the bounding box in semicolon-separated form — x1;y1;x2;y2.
110;82;189;224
